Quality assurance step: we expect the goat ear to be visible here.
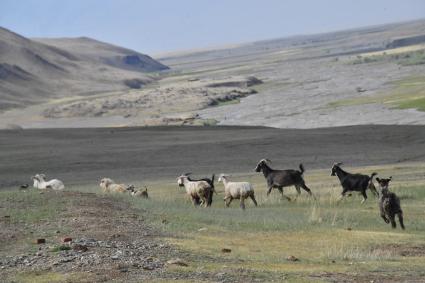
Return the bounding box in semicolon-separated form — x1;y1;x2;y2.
376;177;380;182
389;176;392;180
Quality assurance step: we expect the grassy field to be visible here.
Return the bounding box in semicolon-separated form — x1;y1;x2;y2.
328;75;425;112
2;163;423;282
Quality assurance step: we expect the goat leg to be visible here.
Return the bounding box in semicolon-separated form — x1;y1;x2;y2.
360;191;367;204
381;213;389;223
398;212;405;230
240;198;246;210
277;187;291;201
390;215;397;228
250;194;258;206
266;186;273;196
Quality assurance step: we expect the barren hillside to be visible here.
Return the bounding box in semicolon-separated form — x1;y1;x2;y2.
0;27;168;112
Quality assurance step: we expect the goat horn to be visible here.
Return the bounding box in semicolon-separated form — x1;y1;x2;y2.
184;172;192;176
333;162;343;166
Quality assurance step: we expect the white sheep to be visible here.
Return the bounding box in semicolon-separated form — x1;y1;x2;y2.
99;178;131;193
32;174;65;191
218;174;257;210
177;175;212;207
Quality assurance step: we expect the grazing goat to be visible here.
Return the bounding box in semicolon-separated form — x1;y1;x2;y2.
254;159;314;201
330;162;378;203
178;173;215;206
127;186;149;199
177;175;213;207
376;177;405;229
218;174;257;210
32;174;65;190
99;178;131;193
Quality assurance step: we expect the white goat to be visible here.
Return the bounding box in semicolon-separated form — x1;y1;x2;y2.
218;174;257;210
99;178;131;193
177;175;212;207
32;174;65;191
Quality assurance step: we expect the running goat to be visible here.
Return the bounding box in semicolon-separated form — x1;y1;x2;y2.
376;177;405;230
178;173;215;206
330;162;378;203
254;159;314;201
218;174;257;210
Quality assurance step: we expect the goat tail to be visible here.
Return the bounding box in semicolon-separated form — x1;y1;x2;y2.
370;172;378;179
299;163;305;174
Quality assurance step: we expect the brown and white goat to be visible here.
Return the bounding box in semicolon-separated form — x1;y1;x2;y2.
376;177;405;230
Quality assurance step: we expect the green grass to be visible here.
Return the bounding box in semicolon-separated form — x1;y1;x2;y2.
2;163;425;282
102;163;425;280
349;49;425;66
328;75;425;111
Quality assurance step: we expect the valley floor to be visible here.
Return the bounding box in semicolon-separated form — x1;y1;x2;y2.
0;126;425;282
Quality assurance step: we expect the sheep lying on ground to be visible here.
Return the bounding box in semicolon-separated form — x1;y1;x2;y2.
218;174;257;210
177;175;213;207
127;186;149;198
32;174;65;190
99;178;132;193
377;177;405;230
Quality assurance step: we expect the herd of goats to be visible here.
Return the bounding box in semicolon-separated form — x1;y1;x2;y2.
30;159;405;230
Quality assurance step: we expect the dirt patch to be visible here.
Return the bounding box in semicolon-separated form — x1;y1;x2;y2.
310;271;425;283
0;190;287;282
0;191;174;282
373;243;425;257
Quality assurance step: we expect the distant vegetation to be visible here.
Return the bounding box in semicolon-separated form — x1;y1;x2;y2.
351;46;425;66
329;75;425;112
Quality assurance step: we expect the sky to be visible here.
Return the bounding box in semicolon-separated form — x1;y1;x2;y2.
0;0;424;55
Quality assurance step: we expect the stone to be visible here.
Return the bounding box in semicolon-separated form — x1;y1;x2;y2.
62;237;72;243
35;239;46;244
221;248;232;253
167;258;188;267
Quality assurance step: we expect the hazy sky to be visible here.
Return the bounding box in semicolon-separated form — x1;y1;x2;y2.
1;0;424;54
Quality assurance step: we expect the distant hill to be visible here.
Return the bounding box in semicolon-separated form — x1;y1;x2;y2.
0;27;169;111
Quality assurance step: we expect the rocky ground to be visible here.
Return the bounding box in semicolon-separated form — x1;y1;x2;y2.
0;189;292;283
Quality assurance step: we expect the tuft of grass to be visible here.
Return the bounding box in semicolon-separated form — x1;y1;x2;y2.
50;245;71;252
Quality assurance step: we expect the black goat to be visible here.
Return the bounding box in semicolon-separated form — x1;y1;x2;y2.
179;173;215;206
330;162;378;203
254;159;314;200
376;177;405;229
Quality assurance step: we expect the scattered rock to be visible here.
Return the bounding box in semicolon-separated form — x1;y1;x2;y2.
198;227;208;232
72;244;88;252
221;248;232;253
62;237;72;243
346;227;352;231
35;239;46;244
286;255;299;262
167;258;188;267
